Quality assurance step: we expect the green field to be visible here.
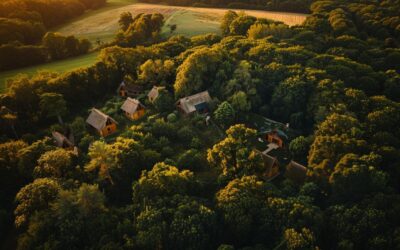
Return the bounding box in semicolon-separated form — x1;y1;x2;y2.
0;1;307;92
0;53;99;92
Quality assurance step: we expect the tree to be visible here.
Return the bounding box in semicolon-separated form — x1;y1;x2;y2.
133;162;195;203
207;124;262;179
33;148;74;179
14;178;60;228
229;91;251;113
85;141;118;185
138;59;175;86
289;136;312;164
213;101;235;128
220;10;238;36
39;93;67;124
216;175;275;245
118;12;133;31
284;228;317;250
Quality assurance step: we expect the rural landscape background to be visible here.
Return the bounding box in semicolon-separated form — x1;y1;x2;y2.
0;0;400;249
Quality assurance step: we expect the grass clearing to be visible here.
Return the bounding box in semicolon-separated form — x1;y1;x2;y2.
0;52;99;92
57;3;308;44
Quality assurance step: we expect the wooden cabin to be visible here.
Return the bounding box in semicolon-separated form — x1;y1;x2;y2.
147;86;165;103
266;129;288;148
121;98;145;120
86;108;117;137
52;131;74;149
176;91;212;115
117;82;144;98
285;161;307;185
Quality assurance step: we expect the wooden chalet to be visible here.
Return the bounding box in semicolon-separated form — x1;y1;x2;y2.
285;161;307;185
256;150;280;180
147;86;165;103
117;82;144;98
266;129;288;148
86;108;117;137
52;131;74;149
121;98;145;120
176;91;212;115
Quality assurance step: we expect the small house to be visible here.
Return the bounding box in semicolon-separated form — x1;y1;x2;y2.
52;131;74;149
117;82;144;98
86;108;117;137
266;129;288;148
176;91;212;115
256;150;280;180
147;86;165;103
121;98;145;120
285;161;307;185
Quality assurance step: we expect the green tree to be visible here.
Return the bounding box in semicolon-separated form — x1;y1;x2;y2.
39;93;67;125
213;101;235;128
220;10;238;36
33;148;74;179
14;178;60;228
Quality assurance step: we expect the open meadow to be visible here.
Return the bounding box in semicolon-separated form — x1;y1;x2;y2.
0;1;307;92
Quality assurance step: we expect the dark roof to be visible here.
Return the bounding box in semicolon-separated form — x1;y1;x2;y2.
86;109;117;130
285;161;307;184
121;98;144;114
52;131;73;148
118;82;143;93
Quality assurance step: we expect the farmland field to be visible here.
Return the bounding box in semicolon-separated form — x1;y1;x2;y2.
0;1;307;92
57;3;308;44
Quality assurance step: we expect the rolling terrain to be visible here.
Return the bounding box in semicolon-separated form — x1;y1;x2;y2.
0;1;307;91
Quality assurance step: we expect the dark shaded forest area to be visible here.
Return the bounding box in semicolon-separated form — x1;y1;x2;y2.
1;0;400;249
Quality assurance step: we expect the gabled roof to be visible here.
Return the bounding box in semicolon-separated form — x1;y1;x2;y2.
177;91;211;114
52;131;73;148
121;98;144;114
147;86;165;101
118;82;143;93
285;161;307;184
86;108;117;130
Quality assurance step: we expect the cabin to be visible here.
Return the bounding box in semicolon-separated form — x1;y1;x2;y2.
121;98;145;120
266;129;288;148
285;161;307;185
117;82;144;98
86;108;117;137
52;131;74;149
176;91;212;115
147;86;165;103
256;150;280;180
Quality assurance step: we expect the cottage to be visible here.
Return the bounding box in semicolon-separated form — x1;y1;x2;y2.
256;150;280;180
176;91;212;115
121;98;145;120
147;86;165;103
52;131;74;149
117;82;144;98
86;108;117;137
285;161;307;185
266;129;288;148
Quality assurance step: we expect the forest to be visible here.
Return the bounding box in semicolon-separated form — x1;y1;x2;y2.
0;0;106;70
0;0;400;249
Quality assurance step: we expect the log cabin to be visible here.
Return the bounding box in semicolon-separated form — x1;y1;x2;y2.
121;98;145;120
86;108;117;137
176;91;211;115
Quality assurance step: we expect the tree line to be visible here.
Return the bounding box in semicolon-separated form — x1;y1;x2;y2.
0;2;400;249
0;0;106;70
